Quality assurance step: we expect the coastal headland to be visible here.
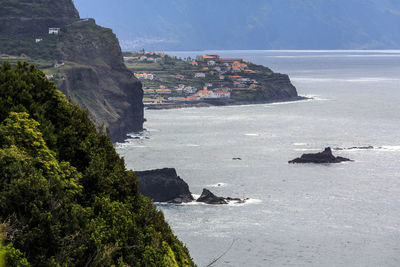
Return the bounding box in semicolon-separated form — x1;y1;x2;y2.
124;51;300;110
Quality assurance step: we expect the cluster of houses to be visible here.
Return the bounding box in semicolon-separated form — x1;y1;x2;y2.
183;89;231;101
143;83;231;101
191;54;257;82
134;73;154;80
131;53;265;104
124;51;171;63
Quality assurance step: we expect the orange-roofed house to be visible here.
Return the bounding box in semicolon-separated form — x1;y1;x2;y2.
244;69;256;74
232;66;241;73
220;58;244;64
156;89;172;94
196;54;220;62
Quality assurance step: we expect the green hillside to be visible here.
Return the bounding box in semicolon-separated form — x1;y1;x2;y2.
0;62;194;266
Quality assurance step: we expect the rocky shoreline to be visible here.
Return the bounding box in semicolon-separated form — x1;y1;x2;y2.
145;96;309;110
136;168;247;205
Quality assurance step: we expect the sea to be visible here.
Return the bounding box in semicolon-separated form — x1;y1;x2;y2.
116;50;400;267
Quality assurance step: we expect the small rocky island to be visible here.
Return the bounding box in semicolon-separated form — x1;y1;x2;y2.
289;147;352;164
196;189;247;205
136;168;194;203
136;168;247;204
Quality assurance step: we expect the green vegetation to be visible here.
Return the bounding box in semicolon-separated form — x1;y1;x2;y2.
0;0;79;18
124;51;297;104
0;62;194;266
0;35;61;60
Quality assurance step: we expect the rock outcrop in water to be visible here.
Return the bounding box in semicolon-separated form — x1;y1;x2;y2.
196;189;247;205
136;168;194;203
196;189;228;204
0;0;144;142
289;147;352;164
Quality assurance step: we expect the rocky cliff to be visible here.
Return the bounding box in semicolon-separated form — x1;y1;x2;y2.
231;72;298;102
136;168;194;203
0;0;144;142
57;19;144;142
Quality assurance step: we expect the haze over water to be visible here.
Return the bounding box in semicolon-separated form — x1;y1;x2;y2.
117;50;400;266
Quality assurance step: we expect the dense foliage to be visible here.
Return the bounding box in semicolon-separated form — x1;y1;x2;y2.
0;62;194;266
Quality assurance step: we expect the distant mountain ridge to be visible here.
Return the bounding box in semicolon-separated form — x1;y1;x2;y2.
74;0;400;51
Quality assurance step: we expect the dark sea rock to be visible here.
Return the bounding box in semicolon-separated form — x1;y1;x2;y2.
196;189;248;205
136;168;194;203
196;189;228;205
289;147;352;164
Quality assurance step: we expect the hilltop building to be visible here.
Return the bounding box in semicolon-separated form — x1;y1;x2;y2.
48;28;60;34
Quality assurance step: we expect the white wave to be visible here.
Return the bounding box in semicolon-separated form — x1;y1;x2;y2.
293;143;307;146
301;94;330;101
294;148;321;151
145;128;160;132
186;144;200;147
207;183;228;188
229;198;262;206
160;198;262;206
244;133;261;136
377;146;400;152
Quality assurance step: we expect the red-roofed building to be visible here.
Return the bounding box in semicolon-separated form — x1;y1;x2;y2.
196;54;220;62
220;58;244;64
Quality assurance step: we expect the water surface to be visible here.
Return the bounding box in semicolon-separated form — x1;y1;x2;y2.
117;50;400;267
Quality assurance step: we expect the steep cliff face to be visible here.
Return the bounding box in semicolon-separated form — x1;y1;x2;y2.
231;72;298;102
0;0;144;142
58;19;144;142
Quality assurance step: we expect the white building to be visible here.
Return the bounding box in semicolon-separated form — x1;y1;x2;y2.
213;90;231;98
184;86;197;94
35;38;43;43
194;73;206;78
49;28;60;35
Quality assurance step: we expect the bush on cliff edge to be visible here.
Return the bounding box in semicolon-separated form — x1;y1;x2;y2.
0;62;194;266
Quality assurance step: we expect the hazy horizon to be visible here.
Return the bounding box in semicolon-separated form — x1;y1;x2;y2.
73;0;400;51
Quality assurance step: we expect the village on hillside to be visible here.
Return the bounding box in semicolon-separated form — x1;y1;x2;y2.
123;51;276;107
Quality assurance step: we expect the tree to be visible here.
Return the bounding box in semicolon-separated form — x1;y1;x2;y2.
0;62;195;266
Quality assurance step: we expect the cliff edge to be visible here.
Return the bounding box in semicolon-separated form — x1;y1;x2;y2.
0;0;144;142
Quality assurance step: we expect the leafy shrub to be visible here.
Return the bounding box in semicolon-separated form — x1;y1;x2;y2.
0;62;194;266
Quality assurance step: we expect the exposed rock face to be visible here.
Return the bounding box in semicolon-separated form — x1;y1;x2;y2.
289;147;352;164
231;73;298;101
136;168;194;203
196;189;247;205
57;19;143;142
196;189;228;204
0;0;144;142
